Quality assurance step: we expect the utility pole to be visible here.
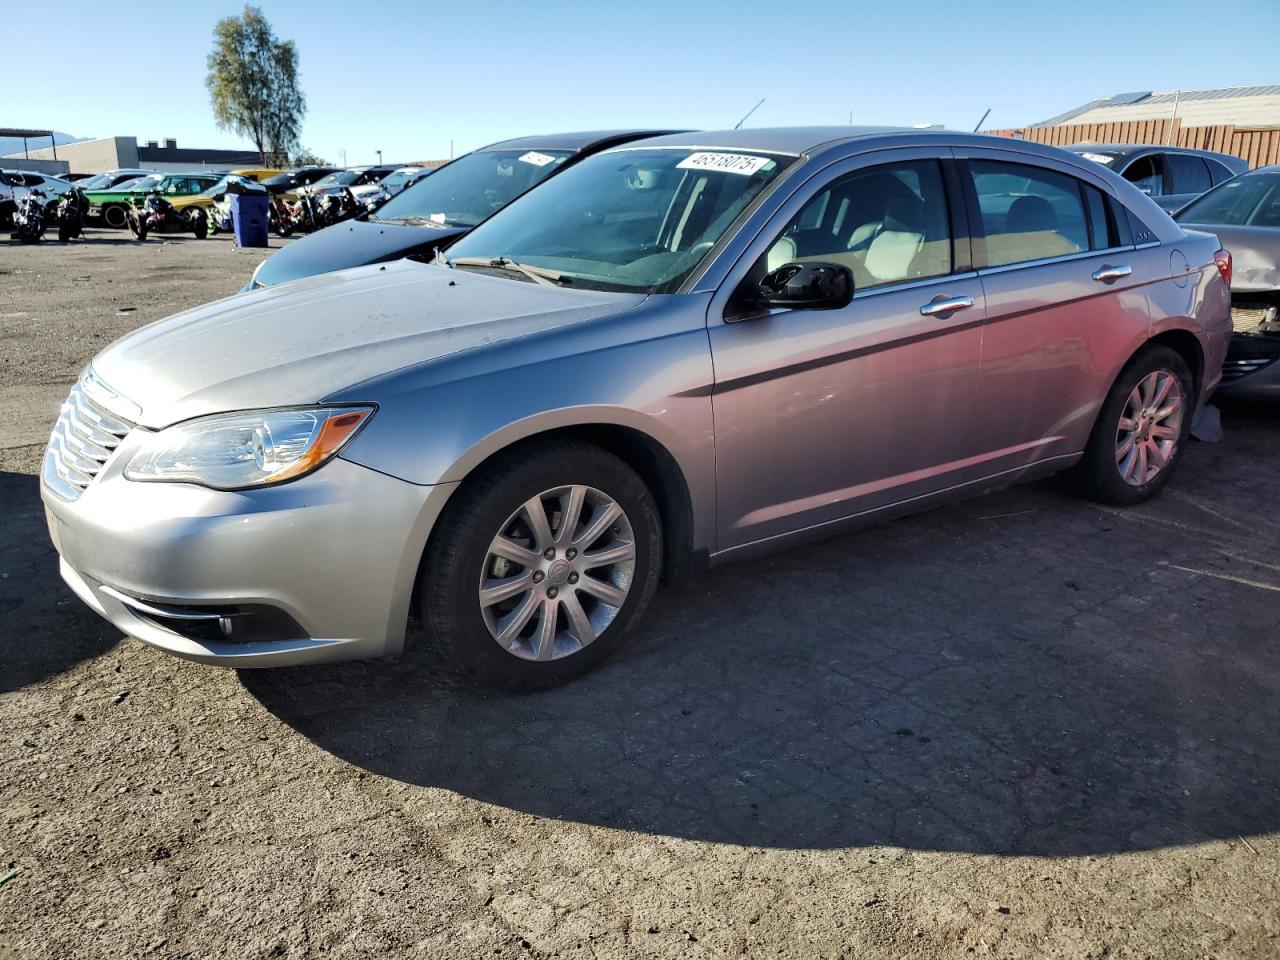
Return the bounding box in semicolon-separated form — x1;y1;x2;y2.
376;149;383;164
1166;90;1181;145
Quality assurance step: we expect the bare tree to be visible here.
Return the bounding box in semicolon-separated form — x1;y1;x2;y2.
206;5;306;165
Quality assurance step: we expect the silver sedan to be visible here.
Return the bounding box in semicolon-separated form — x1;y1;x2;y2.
42;127;1232;688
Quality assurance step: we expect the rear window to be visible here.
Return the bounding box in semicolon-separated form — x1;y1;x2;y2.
1165;155;1211;196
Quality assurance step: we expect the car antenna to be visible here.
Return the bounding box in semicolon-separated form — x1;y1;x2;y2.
973;108;991;133
734;98;766;130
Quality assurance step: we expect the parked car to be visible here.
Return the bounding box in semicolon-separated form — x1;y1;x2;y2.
259;167;340;196
72;169;154;192
247;130;680;288
0;170;73;225
354;165;430;204
1068;144;1246;213
42;127;1229;689
1174;165;1280;396
303;165;400;197
84;172;222;228
60;172;97;182
168;168;281;216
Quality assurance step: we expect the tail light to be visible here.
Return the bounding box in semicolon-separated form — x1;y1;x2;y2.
1214;249;1232;287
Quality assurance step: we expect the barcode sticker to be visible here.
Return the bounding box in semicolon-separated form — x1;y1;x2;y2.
676;152;772;176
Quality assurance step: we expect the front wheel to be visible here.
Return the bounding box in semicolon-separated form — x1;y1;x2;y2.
133;218;148;242
1076;345;1193;505
421;439;662;690
191;210;208;240
58;221;73;242
102;204;128;229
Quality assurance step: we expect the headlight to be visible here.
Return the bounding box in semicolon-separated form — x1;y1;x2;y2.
124;406;373;489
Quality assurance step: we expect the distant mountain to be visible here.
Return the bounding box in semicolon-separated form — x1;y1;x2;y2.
0;131;84;159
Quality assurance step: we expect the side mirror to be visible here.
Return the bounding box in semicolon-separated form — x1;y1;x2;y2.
758;261;853;310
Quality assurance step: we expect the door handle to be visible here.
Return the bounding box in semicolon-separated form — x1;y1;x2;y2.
919;295;974;318
1092;264;1132;283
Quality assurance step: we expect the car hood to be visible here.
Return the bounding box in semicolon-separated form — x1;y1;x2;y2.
252;218;467;288
90;259;645;429
1181;223;1280;294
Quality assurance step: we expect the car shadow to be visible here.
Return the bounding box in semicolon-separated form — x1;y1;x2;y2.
0;471;119;692
243;430;1280;855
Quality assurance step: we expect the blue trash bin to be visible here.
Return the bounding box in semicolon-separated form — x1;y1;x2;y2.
230;194;269;248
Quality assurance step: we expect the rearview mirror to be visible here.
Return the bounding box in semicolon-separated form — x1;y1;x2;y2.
758;261;853;310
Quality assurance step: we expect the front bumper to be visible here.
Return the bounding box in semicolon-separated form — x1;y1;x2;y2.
42;445;456;668
1215;333;1280;398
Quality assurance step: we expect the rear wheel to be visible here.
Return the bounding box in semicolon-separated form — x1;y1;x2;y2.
1076;345;1193;505
421;439;662;690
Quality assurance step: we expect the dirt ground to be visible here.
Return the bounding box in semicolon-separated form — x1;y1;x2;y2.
1;229;1278;959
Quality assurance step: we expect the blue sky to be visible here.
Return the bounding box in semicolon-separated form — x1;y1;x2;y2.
10;0;1279;164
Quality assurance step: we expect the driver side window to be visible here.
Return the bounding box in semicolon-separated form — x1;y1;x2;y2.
762;159;953;291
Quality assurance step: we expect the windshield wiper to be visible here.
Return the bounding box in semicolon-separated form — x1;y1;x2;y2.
446;256;568;287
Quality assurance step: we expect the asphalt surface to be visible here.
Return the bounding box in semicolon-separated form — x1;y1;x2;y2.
1;229;1278;959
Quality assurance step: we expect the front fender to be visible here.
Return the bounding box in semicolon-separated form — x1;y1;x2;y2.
335;294;719;556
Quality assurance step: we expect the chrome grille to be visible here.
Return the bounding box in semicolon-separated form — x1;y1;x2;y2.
1231;303;1279;335
43;383;136;501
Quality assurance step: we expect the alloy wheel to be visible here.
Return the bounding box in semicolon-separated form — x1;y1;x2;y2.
479;484;636;662
1115;369;1184;486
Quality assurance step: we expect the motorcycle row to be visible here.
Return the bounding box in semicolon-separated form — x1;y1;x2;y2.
10;183;377;244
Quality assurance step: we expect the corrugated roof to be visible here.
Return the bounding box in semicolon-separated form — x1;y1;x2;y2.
1035;83;1280;127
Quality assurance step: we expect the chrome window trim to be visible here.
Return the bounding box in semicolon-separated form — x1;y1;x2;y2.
852;270;980;300
976;244;1138;277
602;143;803;158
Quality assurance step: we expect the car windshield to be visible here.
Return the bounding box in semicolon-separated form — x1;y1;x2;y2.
380;169;419;191
1071;149;1120;166
312;170;362;187
125;174;163;192
1176;171;1280;227
199;176;233;197
443;147;794;293
76;174;115;190
372;149;574;228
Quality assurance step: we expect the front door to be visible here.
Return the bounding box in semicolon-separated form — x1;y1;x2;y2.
708;153;988;551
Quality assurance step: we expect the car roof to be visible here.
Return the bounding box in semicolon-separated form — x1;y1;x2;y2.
1065;142;1243;162
479;130;686;154
611;126;919;155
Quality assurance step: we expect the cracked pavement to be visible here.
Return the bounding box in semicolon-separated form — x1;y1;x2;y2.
1;233;1278;958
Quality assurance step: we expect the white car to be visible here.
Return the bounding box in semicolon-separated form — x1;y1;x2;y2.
0;170;73;224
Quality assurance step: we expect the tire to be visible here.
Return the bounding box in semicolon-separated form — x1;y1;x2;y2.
134;220;148;242
421;439;662;690
191;211;208;240
58;221;72;242
102;204;128;229
1075;345;1194;506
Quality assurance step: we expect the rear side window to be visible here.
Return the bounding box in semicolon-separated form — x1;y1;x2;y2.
1121;155;1163;196
970;160;1090;267
1205;159;1236;186
1165;154;1211;196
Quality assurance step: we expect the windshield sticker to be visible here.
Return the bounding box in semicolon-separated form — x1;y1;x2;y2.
518;151;556;167
429;212;447;224
676;152;772;176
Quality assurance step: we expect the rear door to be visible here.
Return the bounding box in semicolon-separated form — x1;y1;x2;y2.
956;148;1165;469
